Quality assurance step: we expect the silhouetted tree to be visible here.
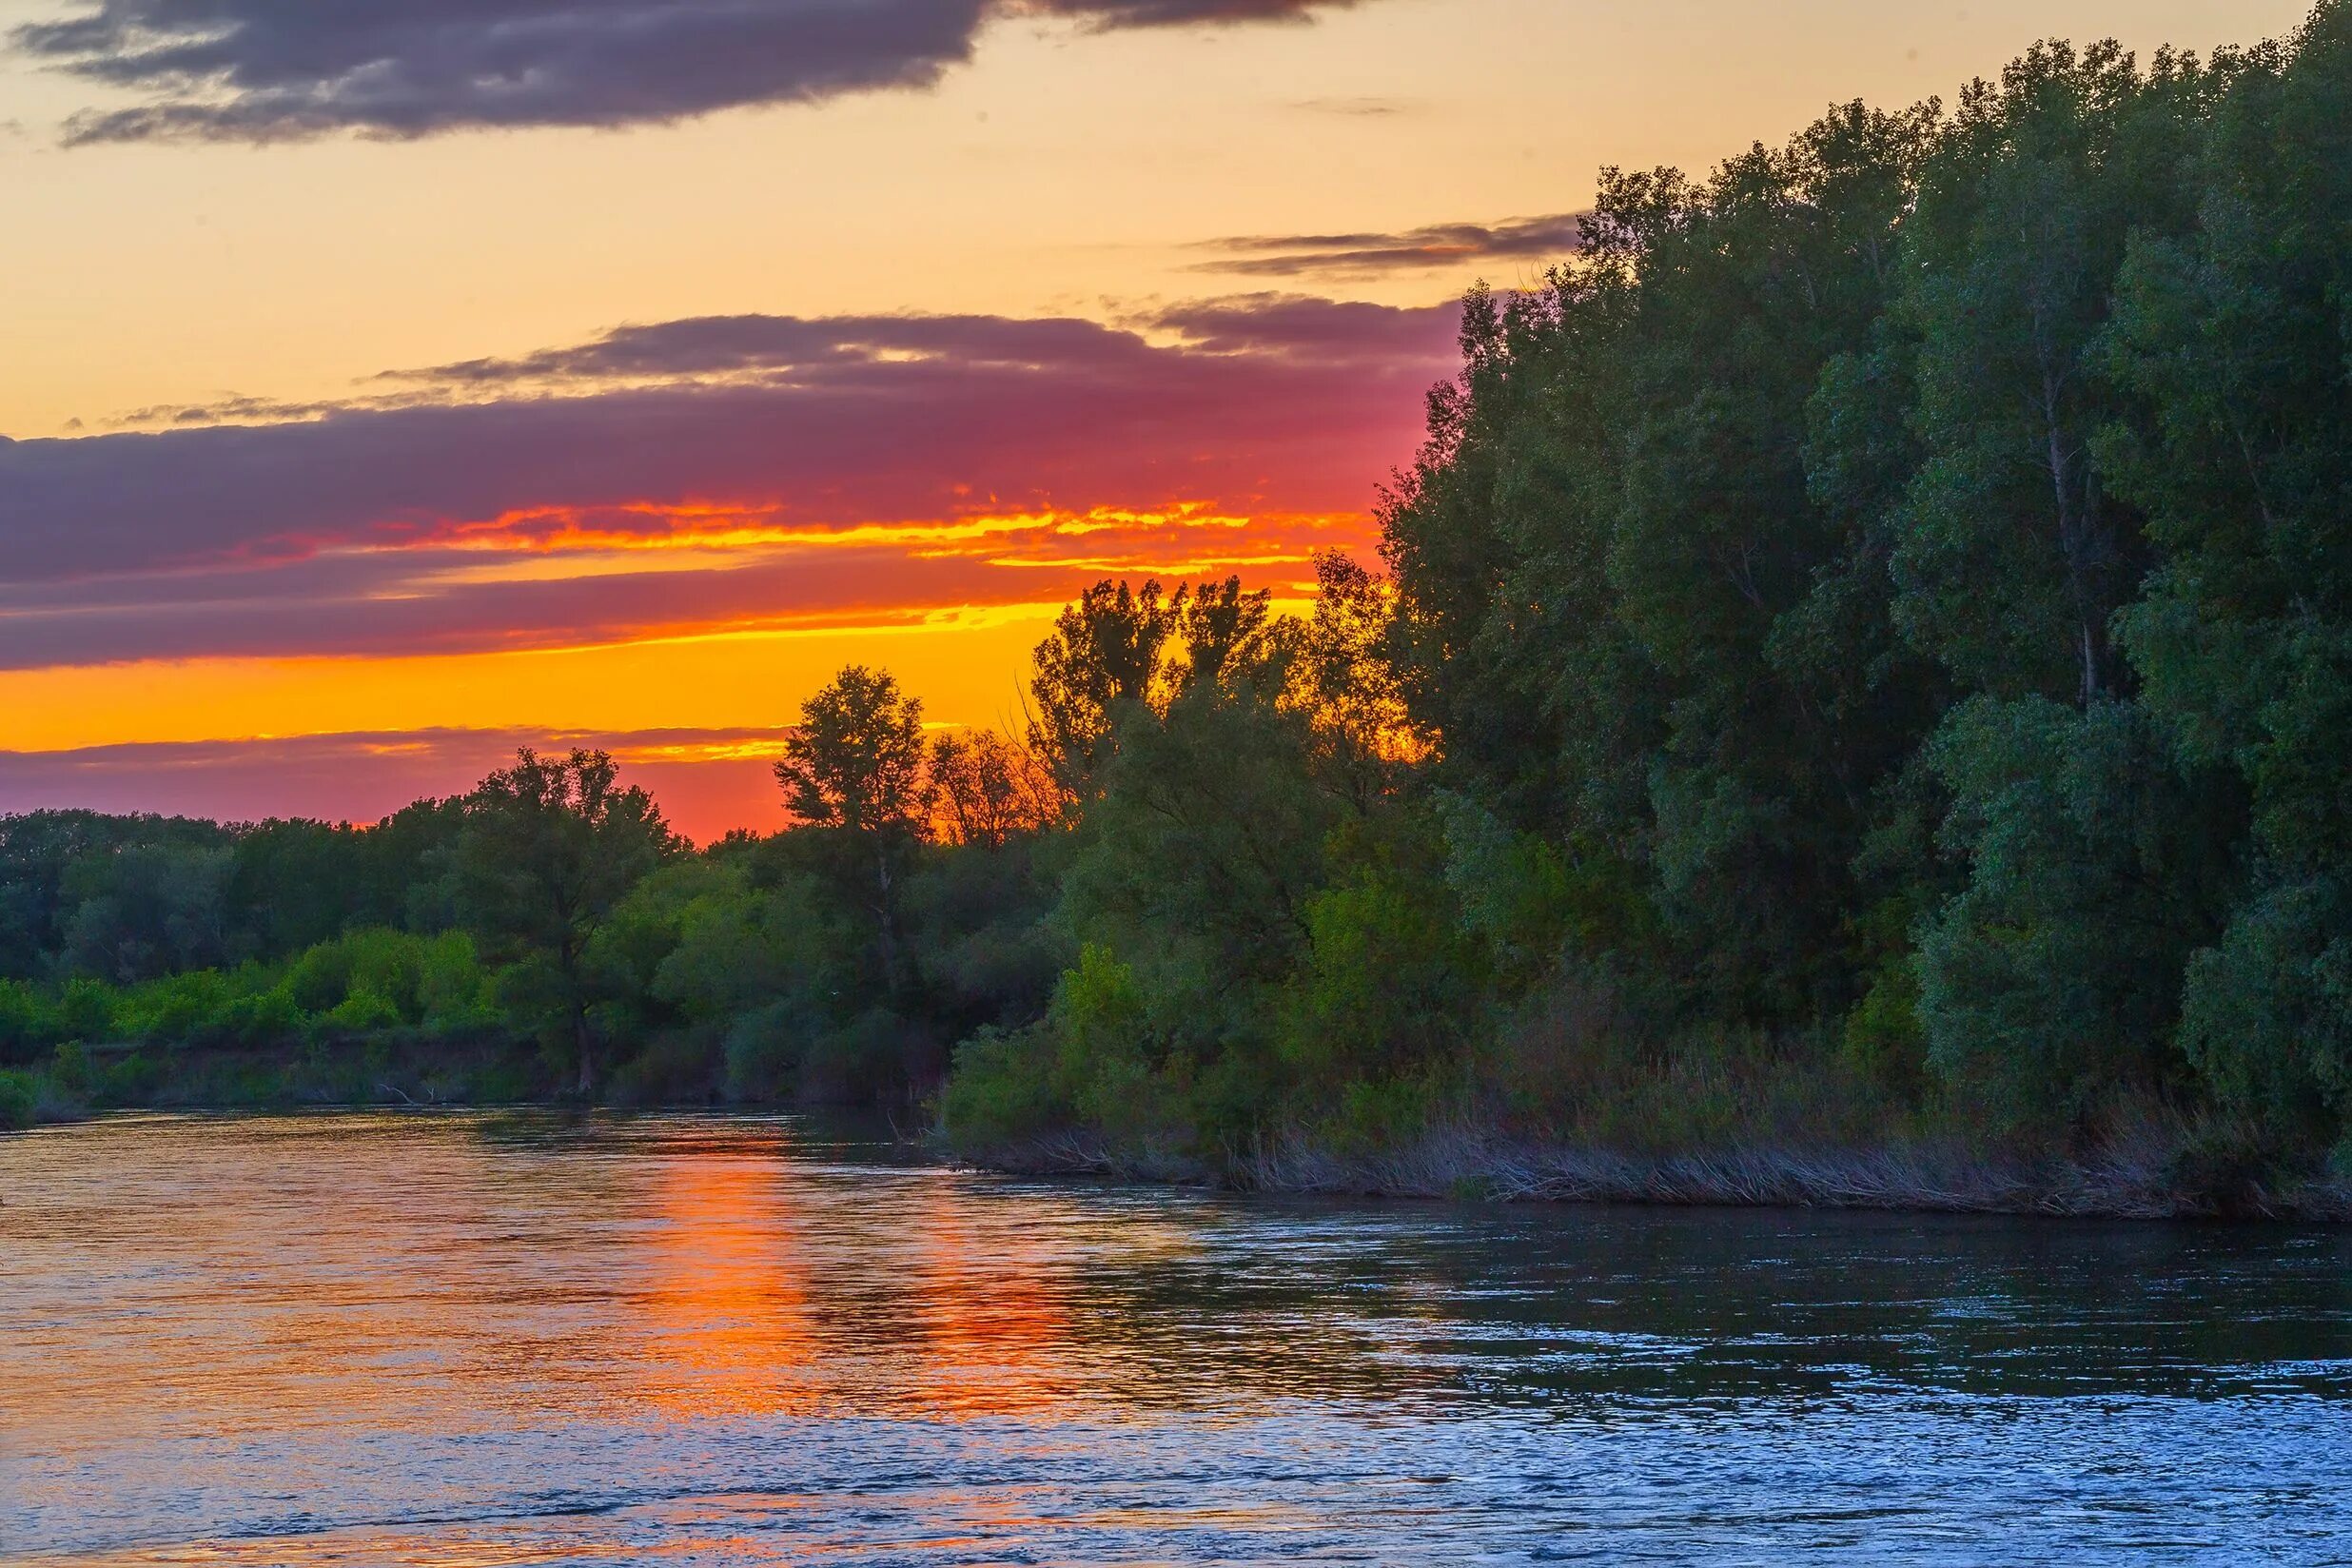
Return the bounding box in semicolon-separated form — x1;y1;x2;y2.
1028;578;1186;797
775;665;929;988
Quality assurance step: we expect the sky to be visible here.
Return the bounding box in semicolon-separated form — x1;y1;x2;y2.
0;0;2314;841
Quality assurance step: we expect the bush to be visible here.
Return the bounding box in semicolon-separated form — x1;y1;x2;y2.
606;1031;719;1106
721;1001;808;1102
1281;865;1477;1088
217;986;308;1049
321;987;402;1036
941;1025;1068;1148
0;980;51;1065
0;1068;38;1130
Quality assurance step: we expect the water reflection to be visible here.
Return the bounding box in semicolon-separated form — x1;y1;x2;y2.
4;1112;2349;1565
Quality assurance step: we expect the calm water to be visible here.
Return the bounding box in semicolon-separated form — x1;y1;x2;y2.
5;1115;2351;1565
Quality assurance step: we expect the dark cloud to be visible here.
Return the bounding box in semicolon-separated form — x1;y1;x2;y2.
2;300;1449;580
1039;0;1352;24
1195;213;1588;279
0;298;1453;668
12;0;1363;144
377;311;1160;388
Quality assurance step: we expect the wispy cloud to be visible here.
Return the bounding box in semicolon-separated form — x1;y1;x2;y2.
1193;212;1587;279
12;0;1368;145
1290;95;1415;116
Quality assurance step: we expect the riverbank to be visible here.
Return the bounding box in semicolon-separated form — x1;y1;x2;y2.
954;1123;2352;1223
12;1047;2349;1223
0;1035;557;1131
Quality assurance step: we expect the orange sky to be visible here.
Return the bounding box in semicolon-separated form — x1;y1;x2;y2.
0;0;2315;840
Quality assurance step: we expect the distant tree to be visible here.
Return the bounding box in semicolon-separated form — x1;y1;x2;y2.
0;811;235;980
453;749;677;1095
775;665;930;987
59;840;233;985
227;818;371;958
926;728;1059;849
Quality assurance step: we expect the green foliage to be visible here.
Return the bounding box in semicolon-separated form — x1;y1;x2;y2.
939;1025;1068;1148
1281;861;1478;1085
1028;578;1187;796
774;666;929;836
0;1068;38;1130
1914;697;2229;1127
1059;684;1341;1051
2177;876;2352;1145
453;748;679;1094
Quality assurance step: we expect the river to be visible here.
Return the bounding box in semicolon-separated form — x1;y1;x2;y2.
5;1112;2350;1564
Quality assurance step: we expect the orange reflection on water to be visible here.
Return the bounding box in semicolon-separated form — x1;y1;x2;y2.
908;1179;1074;1421
636;1151;819;1421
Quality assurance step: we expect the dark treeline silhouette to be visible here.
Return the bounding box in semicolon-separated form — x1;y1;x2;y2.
7;5;2352;1208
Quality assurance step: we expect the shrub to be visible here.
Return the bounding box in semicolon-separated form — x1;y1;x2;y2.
940;1025;1068;1148
721;1001;808;1102
0;1068;38;1130
321;987;402;1036
0;980;51;1065
606;1031;719;1106
217;986;308;1049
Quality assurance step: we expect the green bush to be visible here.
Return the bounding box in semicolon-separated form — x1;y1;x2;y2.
321;987;402;1035
0;1068;38;1130
721;1000;808;1102
941;1025;1068;1148
217;986;308;1049
0;980;51;1065
56;978;115;1045
606;1031;719;1106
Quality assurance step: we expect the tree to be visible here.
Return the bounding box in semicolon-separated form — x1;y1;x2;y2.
774;665;930;986
1290;552;1427;811
453;749;677;1095
1028;578;1187;797
2097;4;2352;1151
58;840;233;984
926;728;1058;849
1170;575;1279;696
1913;698;2228;1130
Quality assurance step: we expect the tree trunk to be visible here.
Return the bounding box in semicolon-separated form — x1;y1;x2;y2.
574;1003;595;1099
874;841;902;994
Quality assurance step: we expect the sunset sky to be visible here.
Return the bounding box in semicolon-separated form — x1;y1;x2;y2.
0;0;2310;840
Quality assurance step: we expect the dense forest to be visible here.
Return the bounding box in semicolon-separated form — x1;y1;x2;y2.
7;6;2352;1207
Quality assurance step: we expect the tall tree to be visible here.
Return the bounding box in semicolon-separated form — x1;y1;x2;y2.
1028;578;1187;797
774;665;930;986
2100;5;2352;1145
1170;575;1278;696
454;749;676;1095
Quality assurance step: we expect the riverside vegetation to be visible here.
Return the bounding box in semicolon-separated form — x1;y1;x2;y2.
8;6;2352;1215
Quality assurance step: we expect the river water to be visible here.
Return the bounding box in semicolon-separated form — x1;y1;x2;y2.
4;1113;2350;1565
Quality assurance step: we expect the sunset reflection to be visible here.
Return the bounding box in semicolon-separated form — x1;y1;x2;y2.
637;1147;817;1421
907;1181;1074;1420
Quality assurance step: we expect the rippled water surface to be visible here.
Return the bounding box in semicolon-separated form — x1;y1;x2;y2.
6;1113;2352;1565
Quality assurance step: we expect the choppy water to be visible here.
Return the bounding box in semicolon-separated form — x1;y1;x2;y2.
4;1113;2350;1565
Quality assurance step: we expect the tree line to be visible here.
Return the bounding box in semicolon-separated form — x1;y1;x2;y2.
7;5;2352;1196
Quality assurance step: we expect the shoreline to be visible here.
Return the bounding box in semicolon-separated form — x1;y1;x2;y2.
952;1125;2352;1224
15;1096;2350;1223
